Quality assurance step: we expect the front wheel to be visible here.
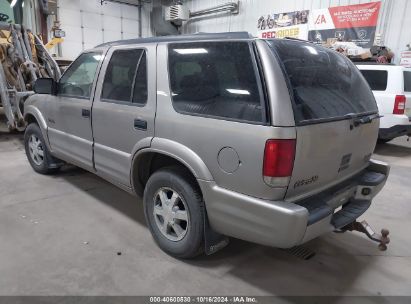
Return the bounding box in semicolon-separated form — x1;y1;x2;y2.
143;167;205;258
24;123;61;174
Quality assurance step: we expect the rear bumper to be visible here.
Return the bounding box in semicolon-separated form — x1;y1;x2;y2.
379;124;411;140
200;160;389;248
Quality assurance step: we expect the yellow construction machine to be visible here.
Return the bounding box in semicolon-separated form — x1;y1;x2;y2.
0;22;60;131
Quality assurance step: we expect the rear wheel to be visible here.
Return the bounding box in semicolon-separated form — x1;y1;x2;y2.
143;167;205;258
24;123;61;174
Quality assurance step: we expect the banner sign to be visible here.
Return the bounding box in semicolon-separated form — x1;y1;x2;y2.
257;10;309;39
400;51;411;68
307;2;381;47
257;2;381;48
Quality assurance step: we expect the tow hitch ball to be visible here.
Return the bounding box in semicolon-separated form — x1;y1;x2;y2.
342;220;390;251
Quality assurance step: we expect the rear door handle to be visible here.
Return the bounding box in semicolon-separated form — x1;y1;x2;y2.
134;119;147;131
82;109;90;118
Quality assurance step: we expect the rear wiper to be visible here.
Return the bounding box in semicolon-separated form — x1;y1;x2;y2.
352;113;382;127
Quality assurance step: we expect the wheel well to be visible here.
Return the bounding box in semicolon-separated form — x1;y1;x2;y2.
132;152;202;198
25;114;37;125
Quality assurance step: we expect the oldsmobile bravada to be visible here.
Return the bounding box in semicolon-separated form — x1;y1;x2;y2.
24;32;389;258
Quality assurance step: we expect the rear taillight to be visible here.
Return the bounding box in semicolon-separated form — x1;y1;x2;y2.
263;139;296;179
393;95;406;115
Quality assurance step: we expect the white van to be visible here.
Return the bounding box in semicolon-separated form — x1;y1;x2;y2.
357;64;411;142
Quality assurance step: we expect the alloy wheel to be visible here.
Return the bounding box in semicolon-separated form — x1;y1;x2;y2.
153;187;189;241
28;134;44;166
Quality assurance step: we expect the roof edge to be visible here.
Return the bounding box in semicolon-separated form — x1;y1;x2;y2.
96;31;253;48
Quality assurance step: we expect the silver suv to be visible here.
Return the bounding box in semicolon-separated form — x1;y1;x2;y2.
24;32;389;258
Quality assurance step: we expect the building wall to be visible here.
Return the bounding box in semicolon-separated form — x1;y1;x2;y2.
57;0;153;59
182;0;411;63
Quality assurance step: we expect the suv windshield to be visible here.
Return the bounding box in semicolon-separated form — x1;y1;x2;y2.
267;39;378;125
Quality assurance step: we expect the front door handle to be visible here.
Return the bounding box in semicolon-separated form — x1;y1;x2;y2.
134;119;147;131
82;109;90;118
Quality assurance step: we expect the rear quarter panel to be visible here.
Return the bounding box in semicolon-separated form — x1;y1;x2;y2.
154;41;295;200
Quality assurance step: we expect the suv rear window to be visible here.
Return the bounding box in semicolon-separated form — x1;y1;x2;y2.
267;40;378;125
359;70;388;91
404;71;411;92
168;42;266;124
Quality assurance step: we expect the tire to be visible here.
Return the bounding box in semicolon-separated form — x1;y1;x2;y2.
24;123;61;174
143;167;205;259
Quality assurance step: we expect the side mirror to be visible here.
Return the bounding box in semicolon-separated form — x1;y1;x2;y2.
34;78;57;95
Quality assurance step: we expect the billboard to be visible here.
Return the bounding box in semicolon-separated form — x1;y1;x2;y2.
257;10;309;40
257;2;381;48
308;2;381;47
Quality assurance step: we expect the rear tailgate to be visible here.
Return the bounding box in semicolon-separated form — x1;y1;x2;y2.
290;119;377;200
267;40;379;201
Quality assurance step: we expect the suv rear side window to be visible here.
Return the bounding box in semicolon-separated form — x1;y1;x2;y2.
404;71;411;92
102;49;147;105
268;40;378;125
359;70;388;91
168;42;265;123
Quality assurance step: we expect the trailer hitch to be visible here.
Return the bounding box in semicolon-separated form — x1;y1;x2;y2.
341;220;390;251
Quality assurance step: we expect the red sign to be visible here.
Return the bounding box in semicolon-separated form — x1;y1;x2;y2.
328;1;381;29
308;2;381;48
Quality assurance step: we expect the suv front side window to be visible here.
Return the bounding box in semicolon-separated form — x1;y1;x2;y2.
59;52;102;99
168;41;266;124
